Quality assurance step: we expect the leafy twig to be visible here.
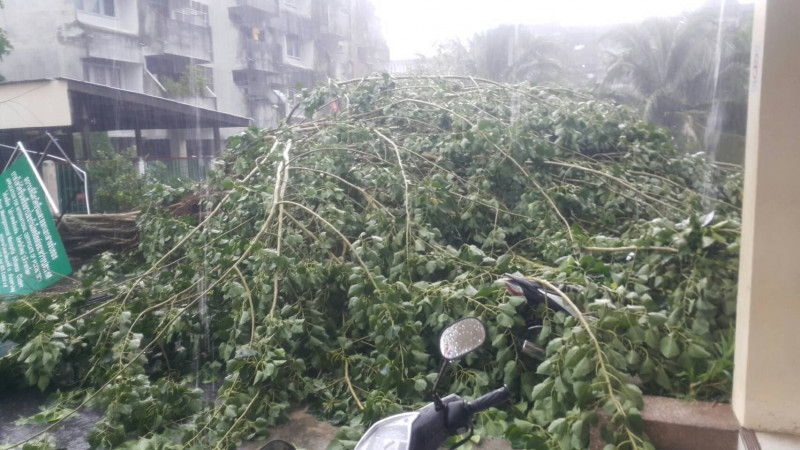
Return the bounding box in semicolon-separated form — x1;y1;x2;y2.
375;129;412;258
582;246;679;253
345;359;365;411
528;276;644;450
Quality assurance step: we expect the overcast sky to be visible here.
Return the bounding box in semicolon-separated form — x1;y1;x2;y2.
371;0;755;60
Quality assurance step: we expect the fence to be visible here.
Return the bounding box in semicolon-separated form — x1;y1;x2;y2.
56;157;217;214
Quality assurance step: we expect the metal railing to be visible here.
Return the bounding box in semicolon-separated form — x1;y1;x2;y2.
145;157;216;182
56;157;216;214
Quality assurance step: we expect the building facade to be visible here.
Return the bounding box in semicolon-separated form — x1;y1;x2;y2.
0;0;389;155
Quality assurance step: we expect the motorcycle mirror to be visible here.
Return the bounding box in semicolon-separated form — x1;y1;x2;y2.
259;440;297;450
439;317;486;360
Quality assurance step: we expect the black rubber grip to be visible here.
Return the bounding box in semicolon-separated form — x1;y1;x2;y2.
467;385;511;413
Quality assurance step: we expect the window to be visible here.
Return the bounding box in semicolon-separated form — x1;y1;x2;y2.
284;0;298;10
76;0;115;17
285;35;302;59
83;60;122;88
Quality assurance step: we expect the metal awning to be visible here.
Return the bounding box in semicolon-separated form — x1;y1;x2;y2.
0;78;251;131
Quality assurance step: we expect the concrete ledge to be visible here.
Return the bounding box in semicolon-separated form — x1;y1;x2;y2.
641;396;739;450
246;397;742;450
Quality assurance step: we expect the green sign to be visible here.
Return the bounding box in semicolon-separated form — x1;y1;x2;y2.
0;157;72;296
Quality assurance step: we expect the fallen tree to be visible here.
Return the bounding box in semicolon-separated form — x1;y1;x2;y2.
57;192;209;265
58;213;139;264
0;76;742;450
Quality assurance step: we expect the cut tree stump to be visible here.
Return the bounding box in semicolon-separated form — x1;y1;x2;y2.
57;213;140;265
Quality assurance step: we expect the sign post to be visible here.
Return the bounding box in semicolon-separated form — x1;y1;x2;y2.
0;153;72;296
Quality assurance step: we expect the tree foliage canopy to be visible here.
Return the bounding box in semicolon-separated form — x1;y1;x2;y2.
600;9;751;150
413;26;570;85
0;76;741;449
0;0;12;82
411;6;752;160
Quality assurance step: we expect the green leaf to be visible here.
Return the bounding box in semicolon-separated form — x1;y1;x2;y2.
532;379;554;400
536;359;554;376
572;356;594;378
497;313;514;329
644;328;660;349
425;260;437;274
37;375;50;391
414;379;427;392
547;417;567;434
686;343;712;359
659;334;680;359
507;295;526;307
647;312;667;326
504;360;517;384
497;303;517;316
655;366;672;390
496;254;513;271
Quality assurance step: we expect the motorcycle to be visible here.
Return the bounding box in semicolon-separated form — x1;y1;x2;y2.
261;317;510;450
355;317;510;450
260;441;296;450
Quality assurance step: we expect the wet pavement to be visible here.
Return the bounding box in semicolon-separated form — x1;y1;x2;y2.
0;389;101;449
0;391;511;449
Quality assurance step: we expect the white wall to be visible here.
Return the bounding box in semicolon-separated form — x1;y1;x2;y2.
0;80;72;129
206;0;251;137
0;0;84;81
282;36;315;69
121;63;144;92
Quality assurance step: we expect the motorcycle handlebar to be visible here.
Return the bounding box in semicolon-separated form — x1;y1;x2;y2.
467;385;511;414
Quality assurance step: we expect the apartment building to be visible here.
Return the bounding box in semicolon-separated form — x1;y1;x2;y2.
0;0;389;156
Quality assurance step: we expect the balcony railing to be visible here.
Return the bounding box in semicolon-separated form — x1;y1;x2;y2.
142;7;213;62
239;0;279;12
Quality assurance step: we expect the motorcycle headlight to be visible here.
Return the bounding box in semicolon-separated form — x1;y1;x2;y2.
354;412;419;450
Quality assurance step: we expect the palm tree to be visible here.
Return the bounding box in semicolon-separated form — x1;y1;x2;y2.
412;40;476;76
0;0;12;81
601;11;720;144
469;25;569;83
600;4;751;153
412;25;570;85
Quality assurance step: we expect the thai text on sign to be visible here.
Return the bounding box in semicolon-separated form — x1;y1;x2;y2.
0;157;72;296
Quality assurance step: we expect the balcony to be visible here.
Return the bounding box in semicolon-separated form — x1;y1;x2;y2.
242;39;282;73
318;10;350;40
229;0;278;27
231;66;316;98
272;68;317;90
269;14;313;35
142;7;213;63
83;27;142;64
233;69;280;99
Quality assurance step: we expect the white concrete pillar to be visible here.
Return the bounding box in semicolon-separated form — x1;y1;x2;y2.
168;129;188;178
168;129;188;158
41;160;60;216
732;0;800;435
137;157;147;177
